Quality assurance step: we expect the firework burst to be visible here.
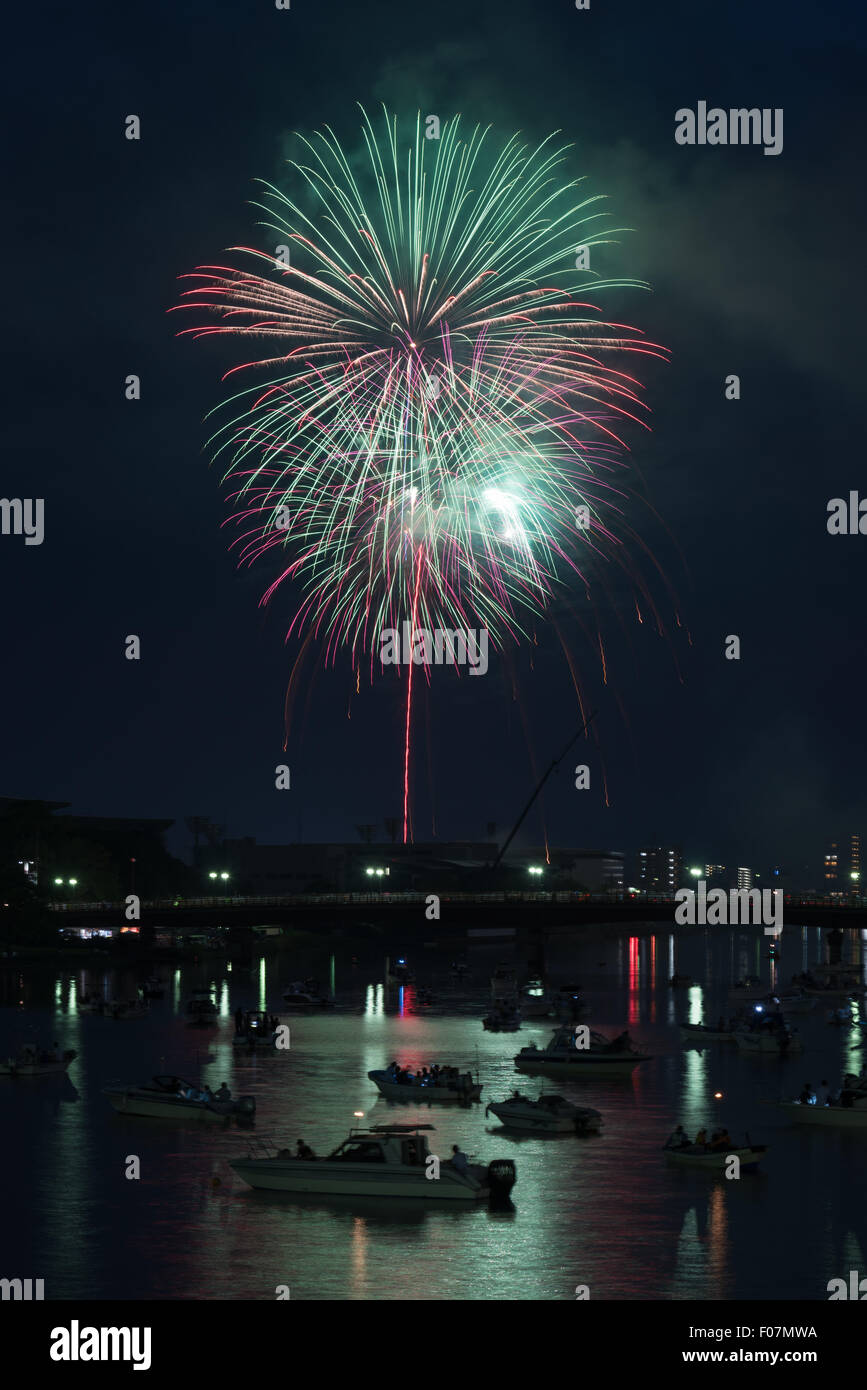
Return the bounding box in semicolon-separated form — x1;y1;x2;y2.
175;107;667;663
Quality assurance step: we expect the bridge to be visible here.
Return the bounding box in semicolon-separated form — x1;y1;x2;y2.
49;892;867;934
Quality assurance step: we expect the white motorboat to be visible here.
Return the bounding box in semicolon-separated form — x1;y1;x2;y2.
230;1125;516;1202
515;1026;651;1076
679;1022;739;1044
776;1071;867;1127
106;998;149;1020
728;978;766;1001
368;1066;482;1101
735;1025;802;1054
779;1101;867;1129
233;1010;283;1047
185;990;219;1023
482;1007;521;1032
77;994;104;1013
281;982;333;1008
0;1044;77;1077
664;1141;767;1172
486;1092;602;1133
768;991;814;1014
103;1074;255;1121
518;978;553;1019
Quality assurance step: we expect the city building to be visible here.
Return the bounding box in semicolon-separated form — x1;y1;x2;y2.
637;846;682;895
823;841;841;896
737;866;751;891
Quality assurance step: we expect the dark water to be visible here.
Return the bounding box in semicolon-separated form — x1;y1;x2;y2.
3;925;867;1301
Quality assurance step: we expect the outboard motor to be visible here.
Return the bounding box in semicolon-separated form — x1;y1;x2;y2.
486;1158;517;1210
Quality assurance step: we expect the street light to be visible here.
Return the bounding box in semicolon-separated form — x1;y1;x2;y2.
528;866;544;877
689;867;702;878
219;872;230;881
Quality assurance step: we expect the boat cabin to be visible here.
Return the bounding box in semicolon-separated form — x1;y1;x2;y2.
327;1125;435;1167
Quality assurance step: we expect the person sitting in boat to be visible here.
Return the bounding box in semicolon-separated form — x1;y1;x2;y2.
819;1080;833;1107
799;1082;815;1105
215;1082;231;1103
710;1129;732;1151
450;1144;469;1174
694;1128;708;1149
665;1125;689;1150
296;1139;315;1159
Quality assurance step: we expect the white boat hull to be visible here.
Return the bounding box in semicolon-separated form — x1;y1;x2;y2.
665;1145;766;1171
515;1053;646;1076
230;1157;487;1200
778;1101;867;1128
103;1088;247;1121
735;1034;802;1054
0;1060;73;1076
680;1025;737;1043
368;1072;482;1102
487;1104;601;1133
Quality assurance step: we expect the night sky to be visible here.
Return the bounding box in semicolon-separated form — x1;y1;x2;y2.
3;0;864;874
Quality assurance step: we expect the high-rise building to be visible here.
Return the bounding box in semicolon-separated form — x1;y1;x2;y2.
737;866;751;891
850;834;861;893
705;863;726;884
637;846;682;894
824;841;840;895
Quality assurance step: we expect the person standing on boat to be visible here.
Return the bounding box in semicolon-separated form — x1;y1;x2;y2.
234;1008;244;1034
451;1144;469;1174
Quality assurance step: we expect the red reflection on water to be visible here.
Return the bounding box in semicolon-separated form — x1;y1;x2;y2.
628;937;640;1024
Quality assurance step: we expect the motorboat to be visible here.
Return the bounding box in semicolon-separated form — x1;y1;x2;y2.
106;998;149;1020
233;1010;283;1048
104;1074;255;1121
491;964;518;1002
77;993;104;1013
777;1099;867;1129
229;1124;516;1202
185;990;219;1023
778;1075;867;1127
728;977;765;1001
663;1139;767;1172
679;1022;739;1044
515;1026;651;1076
791;968;866;999
281;981;334;1008
767;990;814;1014
368;1065;482;1101
483;1006;521;1032
518;977;553;1019
827;1003;856;1025
486;1092;602;1134
734;1020;802;1054
553;985;586;1019
0;1044;77;1076
386;958;415;986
